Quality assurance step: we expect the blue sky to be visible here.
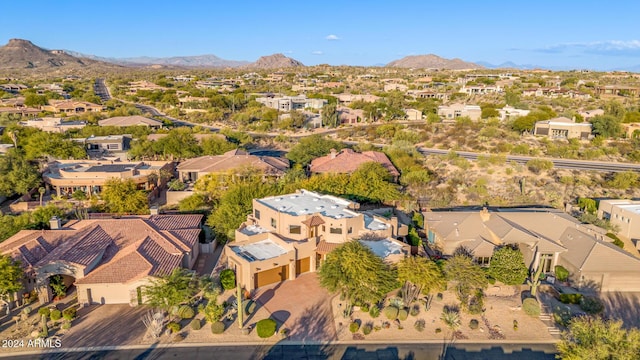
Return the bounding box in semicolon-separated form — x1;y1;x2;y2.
2;1;640;69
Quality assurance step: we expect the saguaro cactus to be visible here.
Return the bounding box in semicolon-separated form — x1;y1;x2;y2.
41;314;48;337
527;263;543;297
237;282;243;329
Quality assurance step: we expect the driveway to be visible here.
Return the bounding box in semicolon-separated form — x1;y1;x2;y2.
252;273;337;341
61;304;148;348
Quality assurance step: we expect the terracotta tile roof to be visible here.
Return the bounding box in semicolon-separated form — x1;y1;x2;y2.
316;240;341;254
2;215;201;285
310;149;400;177
302;215;325;227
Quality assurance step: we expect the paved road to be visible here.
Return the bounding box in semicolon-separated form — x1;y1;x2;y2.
94;79;111;102
5;342;558;360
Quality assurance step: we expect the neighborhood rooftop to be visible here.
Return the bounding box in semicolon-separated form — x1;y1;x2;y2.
257;189;358;219
231;239;288;262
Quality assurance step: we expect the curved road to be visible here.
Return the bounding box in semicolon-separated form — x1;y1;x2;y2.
96;79;640;173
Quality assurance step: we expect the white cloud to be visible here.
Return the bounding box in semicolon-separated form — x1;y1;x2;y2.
311;50;324;55
325;34;340;41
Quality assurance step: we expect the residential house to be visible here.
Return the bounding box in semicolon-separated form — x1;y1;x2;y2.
595;85;640;97
337;106;364;124
127;81;168;94
0;214;203;306
405;108;423;121
578;109;604;121
384;83;408;92
256;95;327;111
424;208;640;292
98;115;163;128
533;117;592;140
407;90;449;101
176;149;289;183
498;106;530;121
19;117;86;133
43;160;172;197
35;84;69;98
74;135;132;154
42;100;104;114
597;200;640;243
337;94;380;106
459;84;502;95
622;123;640;138
225;190;408;291
437;103;482;121
0;84;28;94
309;148;400;182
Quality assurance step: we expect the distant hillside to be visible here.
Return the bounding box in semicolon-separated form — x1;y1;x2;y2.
65;50;249;68
386;54;483;70
245;53;304;69
0;39;118;71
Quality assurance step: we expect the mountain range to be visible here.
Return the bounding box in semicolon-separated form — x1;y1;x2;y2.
2;38;640;72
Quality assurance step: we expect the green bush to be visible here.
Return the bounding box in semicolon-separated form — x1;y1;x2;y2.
360;303;370;313
487;277;496;285
553;307;572;327
554;265;569;282
50;309;62;321
369;305;380;318
349;321;360;333
435;328;442;334
61;322;71;330
397;308;408;321
513;319;518;331
245;300;256;316
166;322;181;333
62;307;76;321
256;319;277;338
468;292;484;315
177;305;195;319
190;319;202;330
362;323;372;335
469;319;479;330
436;293;443;301
219;269;236;290
414;319;425;332
38;308;50;318
383;306;399;320
211;321;225;334
559;293;583;304
523;298;540;316
410;305;420;317
580;296;604;314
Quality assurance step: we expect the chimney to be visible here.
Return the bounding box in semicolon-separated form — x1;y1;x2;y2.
330;148;337;159
49;216;61;230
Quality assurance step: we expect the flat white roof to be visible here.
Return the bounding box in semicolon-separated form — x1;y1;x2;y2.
258;190;358;219
618;204;640;213
232;239;288;262
239;224;269;236
364;215;389;231
360;238;403;259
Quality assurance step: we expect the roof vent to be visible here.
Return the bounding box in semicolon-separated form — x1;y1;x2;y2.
331;205;339;209
312;198;319;202
316;206;324;210
279;206;286;210
274;197;283;202
291;195;298;199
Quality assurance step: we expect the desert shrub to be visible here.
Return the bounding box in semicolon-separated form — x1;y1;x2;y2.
526;159;553;174
523;298;540;316
559;293;583;304
554;265;569;282
166;322;181;333
177;305;195;319
383;306;399;320
245;300;256;316
349;321;360;333
513;319;518;331
469;319;479;330
580;296;604;314
62;307;76;321
435;328;442;334
553;307;572;327
190;319;202;330
38;308;50;318
414;319;425;332
369;305;380;318
607;232;625;248
436;293;443;301
61;322;71;330
219;269;236;290
360;303;370;313
468;291;484;315
487;277;496;285
410;304;420;317
211;321;225;334
397;308;408;321
362;323;372;335
173;333;186;342
50;309;62;321
256;319;277;338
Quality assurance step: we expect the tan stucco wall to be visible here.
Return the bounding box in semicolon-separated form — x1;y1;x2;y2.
77;278;150;305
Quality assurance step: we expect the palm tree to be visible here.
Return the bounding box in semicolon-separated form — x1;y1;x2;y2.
38;187;46;207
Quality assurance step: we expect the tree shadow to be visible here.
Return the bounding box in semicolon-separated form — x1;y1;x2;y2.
600;291;640;329
247;282;283;325
287;299;337;342
443;345;556;359
341;346;415;360
271;310;290;331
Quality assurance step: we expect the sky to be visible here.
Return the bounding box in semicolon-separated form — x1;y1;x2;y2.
2;1;640;70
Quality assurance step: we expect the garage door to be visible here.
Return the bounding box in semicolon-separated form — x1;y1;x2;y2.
603;275;640;292
254;265;289;289
296;257;310;275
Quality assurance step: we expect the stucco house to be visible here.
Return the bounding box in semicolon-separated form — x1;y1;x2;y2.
225;190;408;291
533;117;592;140
424;208;640;292
0;214;203;306
309;148;400;182
437;103;481;121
